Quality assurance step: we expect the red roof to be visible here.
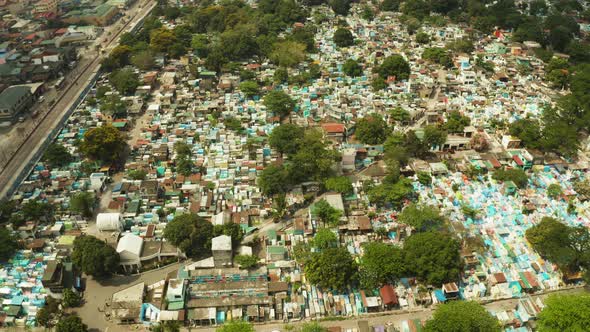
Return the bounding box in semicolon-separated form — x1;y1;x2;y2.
24;33;36;40
489;158;501;168
54;28;68;35
380;285;398;305
513;155;524;166
321;123;345;134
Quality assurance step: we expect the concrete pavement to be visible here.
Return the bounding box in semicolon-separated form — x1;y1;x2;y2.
0;0;157;200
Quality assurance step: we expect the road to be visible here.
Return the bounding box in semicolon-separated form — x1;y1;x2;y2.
0;0;157;200
75;262;184;332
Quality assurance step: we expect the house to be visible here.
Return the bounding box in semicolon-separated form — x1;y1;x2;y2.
0;85;33;125
212;235;232;268
117;233;143;273
109;282;145;324
379;285;398;308
321;123;346;143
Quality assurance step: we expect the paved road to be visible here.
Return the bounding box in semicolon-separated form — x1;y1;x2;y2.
0;0;157;200
75;262;184;332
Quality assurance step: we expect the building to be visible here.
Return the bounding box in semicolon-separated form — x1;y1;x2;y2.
0;86;33;125
62;4;118;26
117;233;143;273
109;282;145;324
211;235;232;268
33;0;58;14
116;233;184;273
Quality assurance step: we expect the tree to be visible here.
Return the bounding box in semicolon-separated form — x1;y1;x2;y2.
376;55;410;80
163;213;214;258
360;242;405;289
329;0;351;15
509;118;543;150
153;321;180;332
424;301;501;332
415;31;429;44
70;192;95;218
355;114;387;145
131;50;155;70
324;176;353;194
423;125;446;149
547;183;563;199
398;204;445;232
372;76;387;91
79;125;127;163
216;320;255;332
100;94;127;119
390;107;411;124
342;59;363;77
269;124;304;155
446;38;474;54
333;28;354;47
234;255;259;269
0;227;17;262
270;41;306;67
305;247;357;290
288;129;339;183
263;90;296;119
313;199;342;227
381;0;400;11
62;288;82;308
492;168;528;188
537;294;590;332
525;217;590;272
301;322;328;332
150;28;177;52
443;111;471;133
239;81;260;98
368;177;415;209
72;235;120;277
22;199;53;221
36;308;52;327
422;47;453;68
43;143;73;168
259;164;291;196
56;314;88;332
312;228;338;250
404;232;463;286
274;67;289;83
417;172;432;186
107;45;132;69
191;34;209;58
109;68;139;95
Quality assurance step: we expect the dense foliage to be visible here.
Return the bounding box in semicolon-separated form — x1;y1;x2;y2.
72;235;119;277
305;247;357;290
537;294;590;332
424;301;501;332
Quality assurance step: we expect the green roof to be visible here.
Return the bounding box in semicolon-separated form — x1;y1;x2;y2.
167;301;184;310
0;86;30;111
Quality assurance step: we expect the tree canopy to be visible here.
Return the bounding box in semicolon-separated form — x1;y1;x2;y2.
56;314;88;332
312;228;338;250
525;217;590;274
72;235;120;277
216;320;255;332
43;143;73;168
398;204;446;232
313;199;343;227
355;114;388;145
492;168;528;188
79;125;127;164
359;242;405;289
263;90;296;119
109;68;139;95
305;247;357;290
342;59;363;77
69;192;95;218
324;176;353;194
268;124;304;155
333;28;354;47
258;164;291;196
403;231;463;286
0;227;17;262
163;213;214;258
376;55;411;80
537;294;590;332
424;301;501;332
